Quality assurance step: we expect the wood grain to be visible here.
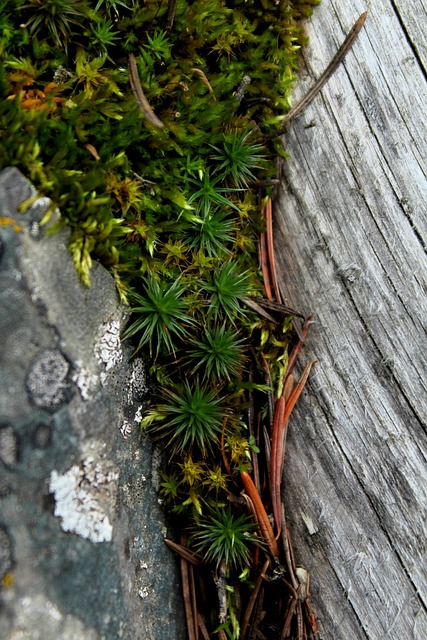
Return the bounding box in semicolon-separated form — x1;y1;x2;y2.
274;2;427;638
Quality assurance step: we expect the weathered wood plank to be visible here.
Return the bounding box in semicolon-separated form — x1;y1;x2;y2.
275;2;427;638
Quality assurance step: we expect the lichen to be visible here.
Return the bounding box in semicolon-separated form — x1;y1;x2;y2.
26;349;71;409
0;426;18;466
0;216;22;233
94;319;123;373
119;421;132;440
126;359;147;404
72;361;98;401
0;526;14;580
49;455;118;544
3;592;100;640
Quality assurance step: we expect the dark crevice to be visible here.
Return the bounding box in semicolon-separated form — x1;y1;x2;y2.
389;0;427;80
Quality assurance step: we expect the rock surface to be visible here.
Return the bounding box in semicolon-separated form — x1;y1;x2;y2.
0;167;185;640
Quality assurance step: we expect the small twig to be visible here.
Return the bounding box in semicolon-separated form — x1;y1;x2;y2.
250;297;305;320
243;297;277;324
247;373;261;495
242;97;273;108
270;360;317;533
131;170;156;185
283;374;295;403
180;549;197;640
198;614;210;640
280;590;300;640
248;585;266;640
165;0;176;32
269;395;286;534
220;417;234;480
128;54;164;128
262;12;368;142
164;538;203;567
189;565;199;639
250;178;280;188
234;75;251;103
263;424;271;467
301;571;321;639
296;600;304;640
281;507;298;591
259;352;274;433
241;559;270;639
283;359;317;425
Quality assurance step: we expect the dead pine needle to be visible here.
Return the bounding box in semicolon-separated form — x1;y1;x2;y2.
128;54;164;128
240;559;270;639
191;68;216;98
263;11;368;142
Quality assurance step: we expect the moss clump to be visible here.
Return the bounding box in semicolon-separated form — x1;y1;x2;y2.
0;0;318;284
0;1;320;636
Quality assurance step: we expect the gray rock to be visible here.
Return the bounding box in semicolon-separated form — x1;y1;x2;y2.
0;167;185;640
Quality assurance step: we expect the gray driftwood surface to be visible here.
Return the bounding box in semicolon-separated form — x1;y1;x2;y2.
274;2;427;639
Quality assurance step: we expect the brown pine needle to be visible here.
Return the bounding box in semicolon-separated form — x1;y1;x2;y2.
264;197;282;304
240;559;270;639
241;471;280;559
263;12;368;142
259;229;273;300
180;556;197;640
242;297;277;324
164;538;203;566
285;315;313;380
250;297;305;320
191;68;216;98
128;54;164;128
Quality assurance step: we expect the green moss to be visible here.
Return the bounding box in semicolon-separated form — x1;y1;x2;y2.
0;1;319;635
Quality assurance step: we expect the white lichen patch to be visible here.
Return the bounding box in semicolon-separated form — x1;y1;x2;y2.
49;456;118;543
138;586;149;600
94;319;123;372
126;359;147;403
0;427;18;467
134;405;144;423
26;349;70;408
119;421;132;439
29;220;40;238
150;445;163;493
72;361;98;400
5;593;99;640
30;195;51;211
